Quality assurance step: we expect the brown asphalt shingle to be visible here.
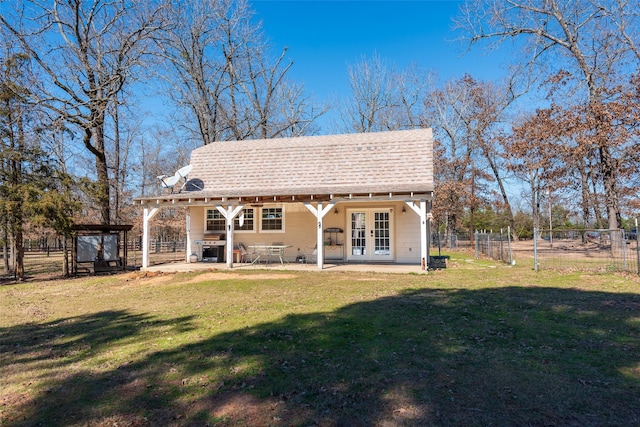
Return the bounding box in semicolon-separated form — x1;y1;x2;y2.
182;129;433;199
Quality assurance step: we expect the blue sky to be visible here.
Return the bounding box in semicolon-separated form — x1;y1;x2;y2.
250;0;508;111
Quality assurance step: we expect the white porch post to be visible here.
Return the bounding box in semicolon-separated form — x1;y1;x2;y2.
421;199;429;270
215;204;244;268
405;199;429;271
185;210;192;262
142;206;159;269
317;203;324;269
304;201;335;270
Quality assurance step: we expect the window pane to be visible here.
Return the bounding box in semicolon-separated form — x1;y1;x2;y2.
261;207;283;231
234;208;254;231
374;212;390;255
206;209;225;231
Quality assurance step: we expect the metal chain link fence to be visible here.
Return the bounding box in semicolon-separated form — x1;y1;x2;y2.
474;229;514;265
533;228;639;274
5;230;639;278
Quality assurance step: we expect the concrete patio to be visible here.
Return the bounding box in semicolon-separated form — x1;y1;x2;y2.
143;260;429;274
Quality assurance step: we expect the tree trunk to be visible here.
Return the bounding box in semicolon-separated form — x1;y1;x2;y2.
62;237;69;277
483;146;517;240
3;228;9;274
579;165;590;227
85;121;111;225
113;100;121;224
532;180;540;232
599;144;621;230
14;224;23;280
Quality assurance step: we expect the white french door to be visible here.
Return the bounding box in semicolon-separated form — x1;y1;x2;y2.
347;208;393;262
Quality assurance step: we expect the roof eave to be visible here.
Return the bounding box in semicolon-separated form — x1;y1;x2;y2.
135;189;435;206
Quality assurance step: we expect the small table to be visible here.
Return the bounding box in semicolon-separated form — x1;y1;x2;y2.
248;245;292;265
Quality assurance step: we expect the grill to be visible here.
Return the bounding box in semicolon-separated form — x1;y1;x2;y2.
197;233;226;262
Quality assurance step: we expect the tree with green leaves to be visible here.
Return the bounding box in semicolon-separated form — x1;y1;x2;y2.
0;50;78;279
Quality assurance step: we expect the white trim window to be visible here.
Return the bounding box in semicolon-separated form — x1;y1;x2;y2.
205;209;225;231
234;208;255;232
261;207;284;232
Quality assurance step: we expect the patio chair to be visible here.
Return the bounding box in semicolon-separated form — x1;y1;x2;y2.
252;243;268;264
303;243;317;265
238;243;257;264
267;244;288;265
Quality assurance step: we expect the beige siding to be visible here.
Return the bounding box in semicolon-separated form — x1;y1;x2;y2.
190;208;205;238
394;205;423;264
190;201;423;264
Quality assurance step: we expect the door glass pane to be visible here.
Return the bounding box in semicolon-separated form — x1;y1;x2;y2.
374;212;390;255
351;212;366;255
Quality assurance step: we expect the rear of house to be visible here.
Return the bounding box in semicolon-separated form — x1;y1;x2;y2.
137;128;434;269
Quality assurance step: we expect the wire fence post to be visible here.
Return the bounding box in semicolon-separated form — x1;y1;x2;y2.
621;229;627;271
475;230;479;259
636;218;640;275
507;226;513;265
533;228;539;271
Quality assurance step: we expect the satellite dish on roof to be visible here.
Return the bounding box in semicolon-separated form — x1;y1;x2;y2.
176;164;193;178
158;173;180;189
157;164;193;193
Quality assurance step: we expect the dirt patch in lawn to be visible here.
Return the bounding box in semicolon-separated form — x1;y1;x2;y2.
121;271;298;286
186;272;298;283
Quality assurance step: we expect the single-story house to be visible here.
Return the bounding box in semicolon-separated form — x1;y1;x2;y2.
136;128;434;270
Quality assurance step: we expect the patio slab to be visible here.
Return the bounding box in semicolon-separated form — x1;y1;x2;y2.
143;261;427;274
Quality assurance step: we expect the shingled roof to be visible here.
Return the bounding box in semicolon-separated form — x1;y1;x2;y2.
141;128;433;203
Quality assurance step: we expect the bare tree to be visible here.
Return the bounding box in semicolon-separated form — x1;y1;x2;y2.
156;0;323;144
107;96;148;224
0;0;165;224
426;76;478;236
343;53;395;132
341;53;431;132
456;0;640;230
426;75;524;238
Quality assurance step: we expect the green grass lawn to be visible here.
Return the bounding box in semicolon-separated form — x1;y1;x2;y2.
1;252;639;426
